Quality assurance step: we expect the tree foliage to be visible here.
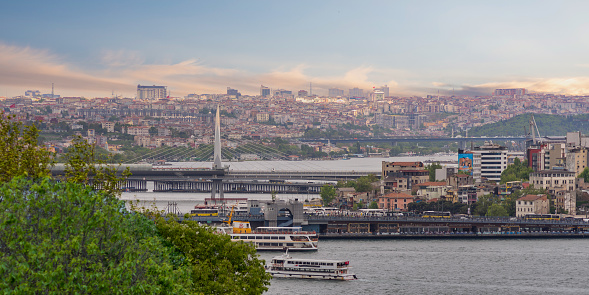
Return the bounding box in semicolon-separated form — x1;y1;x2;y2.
0;177;188;294
320;184;336;206
486;203;509;217
579;167;589;183
468;113;589;137
337;174;378;193
472;194;500;216
500;158;533;184
0;115;270;294
0;113;52;182
427;162;442;181
155;217;271;295
63;135;130;196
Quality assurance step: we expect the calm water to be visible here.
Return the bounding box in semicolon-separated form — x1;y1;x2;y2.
259;239;589;295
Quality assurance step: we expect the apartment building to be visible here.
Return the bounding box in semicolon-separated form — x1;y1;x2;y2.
516;194;549;217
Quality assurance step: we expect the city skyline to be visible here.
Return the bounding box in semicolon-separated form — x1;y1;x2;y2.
2;0;589;98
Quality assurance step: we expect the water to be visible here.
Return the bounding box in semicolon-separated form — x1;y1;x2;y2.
259;239;589;295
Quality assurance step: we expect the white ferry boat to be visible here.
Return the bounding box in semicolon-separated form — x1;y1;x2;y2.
227;222;319;251
266;252;357;280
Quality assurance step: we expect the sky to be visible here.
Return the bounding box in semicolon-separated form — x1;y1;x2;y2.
1;0;589;98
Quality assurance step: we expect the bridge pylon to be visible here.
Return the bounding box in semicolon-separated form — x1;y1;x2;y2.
211;105;225;202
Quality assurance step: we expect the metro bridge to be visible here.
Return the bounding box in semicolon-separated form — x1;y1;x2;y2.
299;136;529;144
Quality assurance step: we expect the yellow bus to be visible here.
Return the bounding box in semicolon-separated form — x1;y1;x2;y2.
190;208;219;217
422;211;452;218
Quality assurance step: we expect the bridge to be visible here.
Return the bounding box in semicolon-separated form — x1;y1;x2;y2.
299;136;528;144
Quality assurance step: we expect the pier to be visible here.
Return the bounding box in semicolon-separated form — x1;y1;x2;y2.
190;213;589;239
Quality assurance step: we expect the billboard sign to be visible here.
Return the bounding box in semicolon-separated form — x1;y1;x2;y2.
458;153;473;175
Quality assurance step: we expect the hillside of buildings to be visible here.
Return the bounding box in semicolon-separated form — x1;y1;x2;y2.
468;113;589;137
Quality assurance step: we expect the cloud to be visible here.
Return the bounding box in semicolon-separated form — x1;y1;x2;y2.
419;78;589;97
101;49;144;67
0;43;403;97
0;43;132;96
4;43;589;98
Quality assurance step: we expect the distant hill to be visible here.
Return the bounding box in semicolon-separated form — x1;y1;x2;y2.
468;113;589;137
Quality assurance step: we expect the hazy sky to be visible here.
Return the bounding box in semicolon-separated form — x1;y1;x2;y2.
2;0;589;98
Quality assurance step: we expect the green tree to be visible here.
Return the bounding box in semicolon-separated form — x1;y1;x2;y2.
320;184;336;206
155;217;271;295
0;177;188;293
149;126;158;135
355;174;378;192
427;162;442;181
369;201;379;209
473;194;499;216
500;158;534;184
579;167;589;183
486;203;509;217
63;136;130;196
0;114;52;182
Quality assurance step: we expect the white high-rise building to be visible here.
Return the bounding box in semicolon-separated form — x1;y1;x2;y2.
460;142;508;183
137;85;167;100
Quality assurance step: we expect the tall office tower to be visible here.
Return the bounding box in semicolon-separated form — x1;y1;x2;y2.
260;85;271;97
348;87;364;98
137;85;167;100
328;88;345;97
459;142;508;183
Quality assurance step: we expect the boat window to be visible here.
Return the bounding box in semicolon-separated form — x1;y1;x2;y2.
287;243;293;246
278;236;285;240
263;236;271;239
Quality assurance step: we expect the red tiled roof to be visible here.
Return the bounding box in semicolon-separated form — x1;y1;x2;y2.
517;194;547;201
381;192;414;199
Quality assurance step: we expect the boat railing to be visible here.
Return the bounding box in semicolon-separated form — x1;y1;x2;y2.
253;230;317;235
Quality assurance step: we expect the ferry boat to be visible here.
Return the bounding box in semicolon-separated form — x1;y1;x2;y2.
266;251;357;280
217;206;319;251
224;221;319;251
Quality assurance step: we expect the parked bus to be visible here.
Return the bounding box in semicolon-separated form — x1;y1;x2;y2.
359;209;386;216
190;207;219;217
304;207;339;215
422;211;452;218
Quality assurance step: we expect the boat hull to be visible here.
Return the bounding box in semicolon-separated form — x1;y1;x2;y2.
255;246;318;252
268;271;357;281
